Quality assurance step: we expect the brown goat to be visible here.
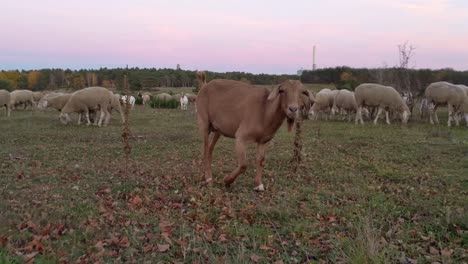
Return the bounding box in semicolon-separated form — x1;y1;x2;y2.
196;72;314;191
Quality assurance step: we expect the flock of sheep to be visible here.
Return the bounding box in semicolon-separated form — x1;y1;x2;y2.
308;82;468;127
0;88;198;126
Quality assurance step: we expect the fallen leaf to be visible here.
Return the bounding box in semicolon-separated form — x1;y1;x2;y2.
250;254;261;263
273;261;284;264
23;252;38;263
132;195;143;206
161;232;173;245
157;244;170;252
119;237;130;248
429;246;439;255
143;244;154;253
441;248;453;257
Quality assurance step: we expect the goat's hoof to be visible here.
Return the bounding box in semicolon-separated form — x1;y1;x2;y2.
254;184;265;192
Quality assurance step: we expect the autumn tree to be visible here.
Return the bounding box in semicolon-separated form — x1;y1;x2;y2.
27;71;41;90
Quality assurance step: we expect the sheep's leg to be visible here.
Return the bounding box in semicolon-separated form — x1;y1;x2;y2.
355;107;362;124
93;111;99;125
447;104;454;127
85;110;91;125
7;105;11;117
78;113;82;125
385;111;391;125
224;138;247;187
254;143;267;191
433;105;439;124
98;108;107;127
373;108;383;125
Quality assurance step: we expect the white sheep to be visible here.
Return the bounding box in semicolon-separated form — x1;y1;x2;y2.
0;90;11;117
419;98;435;120
180;94;188;110
425;82;468;127
355;83;410;125
32;92;45;102
10;90;36;110
38;93;71;111
120;95;135;110
89;93;125;125
308;88;335;120
332;90;360;122
60;87;114;127
156;93;172;101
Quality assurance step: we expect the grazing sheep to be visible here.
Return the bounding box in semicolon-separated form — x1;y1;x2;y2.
186;94;198;112
172;93;183;101
10;90;36;110
60;87;114;127
142;94;151;105
309;88;335;120
180;94;188;110
401;91;415;115
419;98;435;120
300;92;315;119
32;92;45;102
196;72;314;191
457;84;468;96
355;83;410;125
155;93;173;101
110;94;125;123
186;94;197;103
121;95;135;110
425;82;468;127
332;90;360;122
88;93;125;125
0;90;11;117
37;93;72;111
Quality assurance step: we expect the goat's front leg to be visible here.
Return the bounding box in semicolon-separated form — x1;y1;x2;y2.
224;138;247;187
254;143;267;191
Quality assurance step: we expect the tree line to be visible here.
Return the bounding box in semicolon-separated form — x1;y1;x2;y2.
0;68;298;92
1;67;467;95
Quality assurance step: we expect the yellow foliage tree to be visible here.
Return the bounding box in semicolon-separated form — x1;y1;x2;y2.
28;71;41;89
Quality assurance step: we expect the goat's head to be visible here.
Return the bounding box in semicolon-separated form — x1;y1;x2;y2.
268;80;314;130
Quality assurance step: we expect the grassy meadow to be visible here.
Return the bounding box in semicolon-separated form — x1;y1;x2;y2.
0;89;467;263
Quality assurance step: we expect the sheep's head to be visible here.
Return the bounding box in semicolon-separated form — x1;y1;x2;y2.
59;112;71;124
268;80;314;131
400;104;411;124
37;99;48;110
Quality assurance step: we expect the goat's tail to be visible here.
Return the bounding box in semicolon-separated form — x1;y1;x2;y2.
197;71;207;89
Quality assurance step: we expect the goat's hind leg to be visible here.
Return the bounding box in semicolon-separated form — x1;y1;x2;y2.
205;131;220;184
224;138;247;187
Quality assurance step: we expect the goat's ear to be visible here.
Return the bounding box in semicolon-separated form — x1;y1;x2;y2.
267;85;281;101
303;90;315;103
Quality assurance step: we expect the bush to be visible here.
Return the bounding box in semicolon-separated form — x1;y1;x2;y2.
135;96;143;105
337;79;360;91
149;98;179;109
0;80;12;91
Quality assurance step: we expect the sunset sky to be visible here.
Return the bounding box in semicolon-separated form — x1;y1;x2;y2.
1;0;468;74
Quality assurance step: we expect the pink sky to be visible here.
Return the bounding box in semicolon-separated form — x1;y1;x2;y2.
1;0;468;74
